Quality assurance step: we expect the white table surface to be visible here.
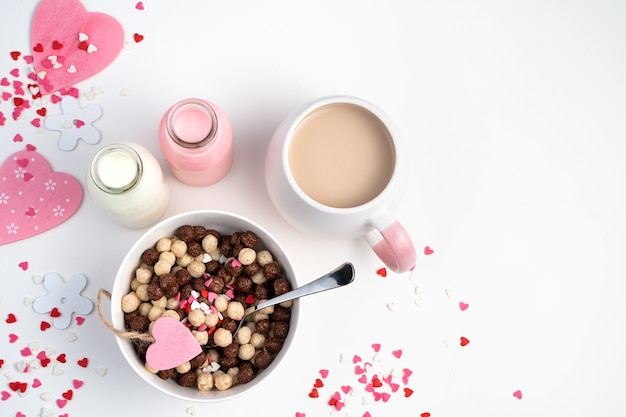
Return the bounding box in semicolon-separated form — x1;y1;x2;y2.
1;1;625;416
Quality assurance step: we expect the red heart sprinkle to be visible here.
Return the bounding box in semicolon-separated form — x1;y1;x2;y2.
25;207;36;216
40;321;51;331
6;314;17;323
376;267;387;277
460;336;470;346
52;40;63;50
372;377;383;388
313;378;324;388
421;413;431;417
133;33;144;43
62;389;73;400
78;41;89;51
56;353;66;363
40;357;51;367
10;51;21;60
13;97;24;107
245;294;255;304
50;307;61;318
404;387;414;397
308;388;319;398
33;43;44;53
36;108;47;117
77;357;89;368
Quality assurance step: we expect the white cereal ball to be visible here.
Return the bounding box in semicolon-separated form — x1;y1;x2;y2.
135;267;152;284
166;297;179;309
197;372;214;391
138;302;152;316
177;253;194;267
135;284;150;301
208;250;221;261
170;239;187;257
227;301;245;320
251;271;266;285
235;326;252;344
238;343;256;361
213;295;229;312
144;362;159;374
130;278;141;291
202;234;218;253
205;312;219;327
192;330;209;346
213;371;233;391
147;306;164;322
176;361;191;374
153;260;172;276
213;328;233;348
227;367;239;386
159;251;176;266
187;309;206;327
238;248;256;266
156;237;172;252
207;349;220;363
280;300;293;308
187;260;206;278
121;292;141;313
256;250;273;266
257;303;274;315
152;296;167;309
250;332;266;349
161;310;180;320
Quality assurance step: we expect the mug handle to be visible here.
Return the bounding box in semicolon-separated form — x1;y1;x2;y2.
365;216;416;273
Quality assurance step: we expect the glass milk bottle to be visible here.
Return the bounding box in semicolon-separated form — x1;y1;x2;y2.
87;142;170;228
158;98;234;186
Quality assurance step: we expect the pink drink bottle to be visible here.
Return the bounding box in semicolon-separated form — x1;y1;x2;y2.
159;98;234;186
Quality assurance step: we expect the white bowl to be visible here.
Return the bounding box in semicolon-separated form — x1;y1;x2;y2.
110;210;299;402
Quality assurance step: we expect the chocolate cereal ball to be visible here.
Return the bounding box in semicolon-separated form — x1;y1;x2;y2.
272;321;290;339
254;351;273;369
237;361;256;384
240;231;259;248
141;248;160;266
157;368;177;380
265;337;283;354
177;371;197;387
176;225;196;243
273;277;290;295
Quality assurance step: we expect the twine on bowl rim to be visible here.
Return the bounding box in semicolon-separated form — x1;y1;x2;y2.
97;288;155;342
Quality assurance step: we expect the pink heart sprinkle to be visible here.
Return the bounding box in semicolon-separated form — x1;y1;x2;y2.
16;412;26;417
371;343;381;352
31;118;41;128
424;246;434;255
50;94;61;103
1;92;11;101
365;383;374;393
513;390;523;399
352;354;362;364
73;379;84;389
36;351;47;360
74;119;85;128
32;378;42;388
355;365;365;375
392;349;403;358
335;401;345;411
24;55;34;64
57;398;67;408
319;369;329;378
20;347;32;356
9;334;18;343
135;2;144;10
27;72;38;81
76;316;85;325
0;77;9;86
363;413;372;417
341;385;351;394
10;68;19;77
459;301;469;311
1;391;10;401
295;413;305;417
358;374;367;384
18;261;28;270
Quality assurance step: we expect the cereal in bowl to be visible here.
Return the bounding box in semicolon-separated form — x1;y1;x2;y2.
121;225;292;391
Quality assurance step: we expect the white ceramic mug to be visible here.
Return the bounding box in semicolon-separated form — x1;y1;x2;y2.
265;95;416;273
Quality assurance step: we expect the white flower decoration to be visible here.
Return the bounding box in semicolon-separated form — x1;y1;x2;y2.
32;272;94;329
52;205;65;216
44;179;57;191
0;192;9;204
44;96;103;151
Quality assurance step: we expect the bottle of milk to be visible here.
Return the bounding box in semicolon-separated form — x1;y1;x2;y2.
86;142;169;228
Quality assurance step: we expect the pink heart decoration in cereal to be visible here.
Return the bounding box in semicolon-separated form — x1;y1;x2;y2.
146;316;202;371
31;0;124;94
0;146;82;245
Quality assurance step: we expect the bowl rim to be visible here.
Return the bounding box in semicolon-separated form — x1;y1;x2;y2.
109;209;299;402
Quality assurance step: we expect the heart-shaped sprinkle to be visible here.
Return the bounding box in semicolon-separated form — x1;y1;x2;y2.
133;33;144;43
50;307;61;318
10;68;20;77
76;316;86;325
40;321;51;331
10;51;21;60
352;354;362;364
392;349;403;358
513;390;522;399
1;391;10;401
460;336;470;346
404;387;414;397
18;261;29;270
95;366;107;377
9;333;19;343
77;357;88;368
421;413;431;417
424;246;434;255
62;389;73;400
6;313;17;323
56;398;67;408
308;388;319;398
371;343;381;352
459;301;469;311
319;369;329;378
20;347;32;356
32;378;42;388
313;378;324;388
376;267;387;277
52;40;63;50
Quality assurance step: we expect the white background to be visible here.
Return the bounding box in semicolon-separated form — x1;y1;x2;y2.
1;1;625;416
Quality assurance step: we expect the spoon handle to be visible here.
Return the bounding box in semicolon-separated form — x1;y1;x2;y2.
253;262;355;312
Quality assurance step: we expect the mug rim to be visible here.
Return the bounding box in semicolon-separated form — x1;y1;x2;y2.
281;95;404;214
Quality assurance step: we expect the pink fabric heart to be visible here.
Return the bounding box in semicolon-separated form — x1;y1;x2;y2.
0;147;82;245
31;0;124;94
146;316;202;371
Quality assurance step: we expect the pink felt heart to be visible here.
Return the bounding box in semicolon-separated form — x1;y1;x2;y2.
0;147;82;245
31;0;124;94
146;316;202;371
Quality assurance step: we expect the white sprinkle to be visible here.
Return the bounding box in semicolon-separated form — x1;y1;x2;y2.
186;406;198;416
66;65;77;74
78;32;89;42
23;296;34;306
386;302;396;312
95;366;108;377
445;288;455;298
40;392;53;402
119;87;131;97
40;406;54;417
37;71;47;80
32;274;44;284
87;44;98;53
66;332;78;342
52;366;64;376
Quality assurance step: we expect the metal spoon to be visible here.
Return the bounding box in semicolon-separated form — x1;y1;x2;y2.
218;262;355;343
